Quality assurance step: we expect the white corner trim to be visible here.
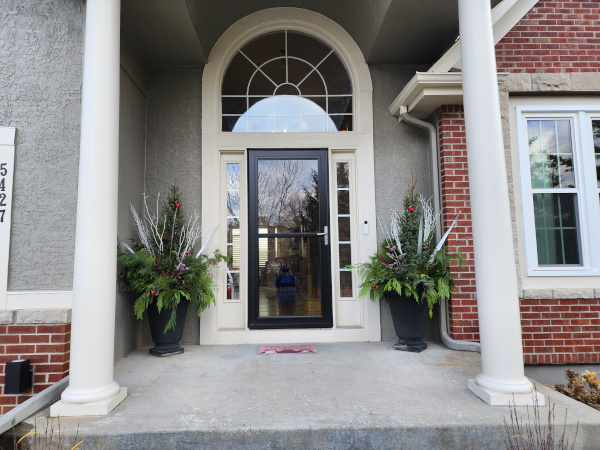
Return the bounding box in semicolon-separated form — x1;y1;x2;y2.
0;126;16;309
0;127;16;146
429;0;539;73
6;291;73;310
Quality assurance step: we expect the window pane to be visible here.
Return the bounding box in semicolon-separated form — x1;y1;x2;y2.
528;119;574;189
338;217;350;242
337;190;349;214
223;30;353;132
533;193;580;265
593;120;600;187
340;271;353;298
226;163;241;299
336;162;353;297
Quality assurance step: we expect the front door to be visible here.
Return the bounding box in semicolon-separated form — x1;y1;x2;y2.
248;149;332;329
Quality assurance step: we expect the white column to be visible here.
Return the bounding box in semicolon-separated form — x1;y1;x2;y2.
50;0;126;417
458;0;543;406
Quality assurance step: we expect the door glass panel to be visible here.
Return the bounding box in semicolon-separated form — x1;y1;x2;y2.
257;159;319;232
257;237;321;317
249;149;331;328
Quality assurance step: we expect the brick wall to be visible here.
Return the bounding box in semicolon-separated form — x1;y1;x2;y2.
521;299;600;364
0;311;70;415
495;0;600;73
438;105;479;342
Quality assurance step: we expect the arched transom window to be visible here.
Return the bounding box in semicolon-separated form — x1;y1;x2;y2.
222;30;353;132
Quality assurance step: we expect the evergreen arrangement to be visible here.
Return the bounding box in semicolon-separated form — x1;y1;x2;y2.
117;185;225;333
352;179;462;317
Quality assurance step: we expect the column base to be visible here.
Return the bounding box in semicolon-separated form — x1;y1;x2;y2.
468;379;545;406
50;387;127;417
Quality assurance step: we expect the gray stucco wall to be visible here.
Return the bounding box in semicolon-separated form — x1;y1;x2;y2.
115;66;147;359
142;66;204;345
1;1;84;290
370;64;440;342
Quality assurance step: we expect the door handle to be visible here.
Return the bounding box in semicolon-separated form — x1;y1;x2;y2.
316;226;328;246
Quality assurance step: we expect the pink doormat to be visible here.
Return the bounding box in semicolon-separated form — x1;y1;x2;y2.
257;344;318;354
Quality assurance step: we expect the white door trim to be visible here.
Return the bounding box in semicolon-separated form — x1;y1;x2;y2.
200;8;379;344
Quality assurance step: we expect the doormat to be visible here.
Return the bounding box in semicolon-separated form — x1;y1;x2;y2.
257;344;318;354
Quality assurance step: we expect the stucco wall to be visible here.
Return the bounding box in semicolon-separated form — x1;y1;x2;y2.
369;64;440;342
115;63;147;359
143;67;204;345
1;1;84;290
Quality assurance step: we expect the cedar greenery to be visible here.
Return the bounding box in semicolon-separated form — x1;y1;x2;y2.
117;186;225;333
352;179;462;317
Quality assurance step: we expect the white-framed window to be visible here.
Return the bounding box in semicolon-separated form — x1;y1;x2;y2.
517;106;600;276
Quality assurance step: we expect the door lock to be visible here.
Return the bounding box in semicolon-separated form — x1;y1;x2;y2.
316;226;329;246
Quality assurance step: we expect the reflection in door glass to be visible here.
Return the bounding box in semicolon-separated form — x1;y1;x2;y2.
226;164;240;300
257;159;319;232
257;237;322;317
336;162;353;297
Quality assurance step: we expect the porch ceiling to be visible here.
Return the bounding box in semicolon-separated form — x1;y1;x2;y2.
121;0;502;67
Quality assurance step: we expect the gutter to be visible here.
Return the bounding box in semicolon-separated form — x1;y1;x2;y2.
0;376;69;435
398;106;481;353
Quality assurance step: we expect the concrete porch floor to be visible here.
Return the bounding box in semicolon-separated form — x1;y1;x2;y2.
9;341;600;449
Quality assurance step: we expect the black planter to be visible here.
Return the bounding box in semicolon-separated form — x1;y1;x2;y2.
147;299;189;357
385;291;429;353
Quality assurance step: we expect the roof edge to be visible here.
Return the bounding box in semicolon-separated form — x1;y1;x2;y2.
428;0;538;73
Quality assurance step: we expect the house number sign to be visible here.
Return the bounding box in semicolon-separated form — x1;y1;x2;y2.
0;127;15;309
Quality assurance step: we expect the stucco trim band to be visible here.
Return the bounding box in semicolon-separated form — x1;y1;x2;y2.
5;291;73;310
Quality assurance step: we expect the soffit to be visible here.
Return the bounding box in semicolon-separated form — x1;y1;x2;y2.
121;0;502;67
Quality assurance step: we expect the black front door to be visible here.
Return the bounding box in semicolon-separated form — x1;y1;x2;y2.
248;149;332;329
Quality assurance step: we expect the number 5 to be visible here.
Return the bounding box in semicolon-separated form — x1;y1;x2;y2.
0;163;6;176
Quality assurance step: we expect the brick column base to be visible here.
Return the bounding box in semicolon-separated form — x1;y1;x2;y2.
0;309;71;415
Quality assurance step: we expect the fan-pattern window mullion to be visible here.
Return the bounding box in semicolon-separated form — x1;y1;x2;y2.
222;30;352;132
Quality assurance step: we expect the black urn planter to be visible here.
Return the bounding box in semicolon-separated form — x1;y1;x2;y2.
147;299;189;357
385;291;429;353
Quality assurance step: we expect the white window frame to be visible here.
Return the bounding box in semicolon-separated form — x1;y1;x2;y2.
517;105;600;276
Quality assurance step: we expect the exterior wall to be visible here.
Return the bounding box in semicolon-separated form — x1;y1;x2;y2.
495;0;600;73
437;105;478;342
1;1;84;291
0;311;70;415
439;2;600;363
143;67;204;345
370;64;438;342
521;298;600;364
115;42;149;359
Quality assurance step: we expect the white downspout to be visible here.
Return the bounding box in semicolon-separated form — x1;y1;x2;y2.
399;105;480;353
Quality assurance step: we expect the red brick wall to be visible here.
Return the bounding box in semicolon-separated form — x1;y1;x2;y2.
438;105;479;342
521;299;600;364
0;324;70;415
495;0;600;73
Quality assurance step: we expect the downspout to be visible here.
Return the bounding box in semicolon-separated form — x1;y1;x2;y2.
399;105;480;353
